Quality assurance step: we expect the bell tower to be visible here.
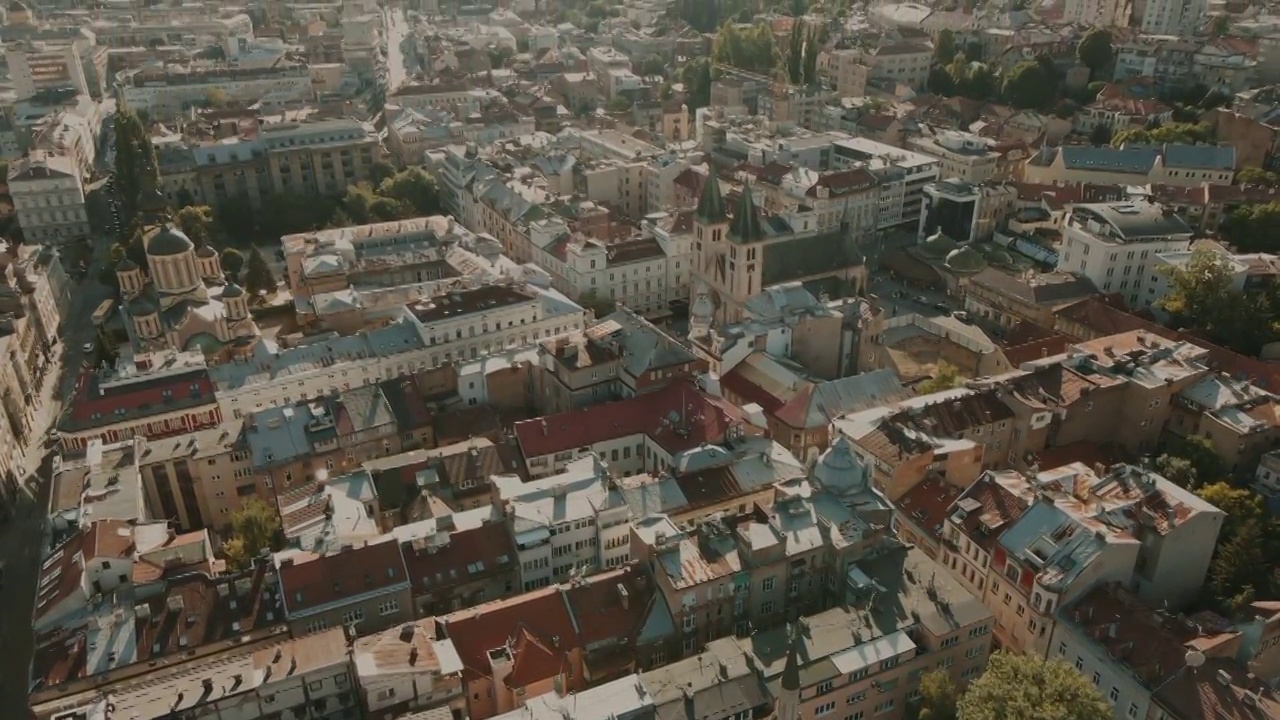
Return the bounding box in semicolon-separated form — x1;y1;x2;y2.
692;169;729;316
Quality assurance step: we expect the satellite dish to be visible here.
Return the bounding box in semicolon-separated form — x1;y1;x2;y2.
1185;650;1206;668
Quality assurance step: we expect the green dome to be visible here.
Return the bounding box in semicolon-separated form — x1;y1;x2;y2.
944;245;987;274
147;226;194;256
183;332;224;354
222;283;245;299
920;230;957;259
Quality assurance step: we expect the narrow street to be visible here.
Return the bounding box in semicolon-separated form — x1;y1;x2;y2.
0;194;114;715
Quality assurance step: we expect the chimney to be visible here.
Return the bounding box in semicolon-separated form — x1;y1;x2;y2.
409;646;419;666
617;583;629;610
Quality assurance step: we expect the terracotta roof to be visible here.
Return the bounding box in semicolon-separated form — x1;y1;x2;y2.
896;474;962;542
559;565;656;651
61;366;218;434
1029;441;1124;471
513;381;754;460
805;168;878;198
1054;297;1280;391
442;584;580;685
951;471;1031;552
434;404;504;446
278;541;408;616
402;521;515;596
83;519;136;560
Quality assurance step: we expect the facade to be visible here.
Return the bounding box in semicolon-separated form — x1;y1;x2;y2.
8;151;88;243
119;61;314;116
276;540;415;636
1057;201;1194;309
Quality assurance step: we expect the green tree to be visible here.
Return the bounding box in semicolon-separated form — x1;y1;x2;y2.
578;290;616;318
918;670;958;720
712;22;776;74
221;247;245;279
378;167;442;216
1212;14;1230;36
1238;167;1280;187
369;159;398;186
917;360;963;394
1111;121;1214;146
1077;28;1114;79
205;88;228;108
681;57;713;111
933;29;956;66
786;20;804;84
221;498;281;571
928;65;955;95
1156;435;1224;490
244;246;277;297
957;653;1112;720
1156;247;1275;355
1223;201;1280;253
639;54;668;77
607;96;634;112
175;205;215;248
488;45;514;68
214;194;258;241
1089;123;1112;145
1002;59;1057;109
802;28;819;86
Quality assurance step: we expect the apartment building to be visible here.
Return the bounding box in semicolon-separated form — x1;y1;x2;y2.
397;514;518;616
532;232;690;317
908;131;1004;184
437;564;667;720
58;352;223;452
8;150;88;244
831;137;940;229
276;540;414;636
752;163;881;236
1057;201;1194;309
1064;0;1128;29
538;308;702;413
6;40;88;99
30;628;358;720
494;455;631;590
119;61;314;116
354;620;467;720
512;380;759;479
1141;0;1207;37
1024;145;1236;189
936;462;1223;656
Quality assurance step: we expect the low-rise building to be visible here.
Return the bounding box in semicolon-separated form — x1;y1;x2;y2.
276;540;414;636
8;150;87;244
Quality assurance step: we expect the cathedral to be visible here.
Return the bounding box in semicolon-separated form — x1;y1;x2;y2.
115;193;261;358
689;171;868;327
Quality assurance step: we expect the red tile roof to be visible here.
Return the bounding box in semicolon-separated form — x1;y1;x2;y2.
513;381;755;460
61;366;218;433
559;565;655;649
805;168;878;198
442;584;581;686
278;541;408;615
896;474;961;542
83;519;136;560
403;522;515;596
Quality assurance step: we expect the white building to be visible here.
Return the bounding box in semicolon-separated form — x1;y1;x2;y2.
1141;0;1207;37
8;150;88;243
831;137;939;229
1057;201;1194;309
907;131;1002;185
494;455;632;591
119;61;314;116
6;40;89;100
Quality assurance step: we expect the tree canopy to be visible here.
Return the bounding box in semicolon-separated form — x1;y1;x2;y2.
221;498;281;571
244;246;277;297
918;670;959;720
681;57;713;111
1238;167;1280;187
1076;28;1113;79
1111;121;1214;146
1154;435;1224;490
175;205;215;248
712;22;776;74
957;653;1112;720
933;29;957;66
1197;483;1280;614
917;360;963;394
221;247;245;279
1002;58;1058;109
1155;247;1279;355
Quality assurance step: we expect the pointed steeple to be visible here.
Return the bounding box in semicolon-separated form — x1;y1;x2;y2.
695;171;727;225
775;623;803;720
730;183;764;244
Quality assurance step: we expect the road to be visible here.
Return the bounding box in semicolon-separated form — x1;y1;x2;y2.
383;5;412;95
0;189;115;716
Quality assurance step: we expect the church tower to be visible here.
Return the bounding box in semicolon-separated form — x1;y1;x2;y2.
775;624;802;720
694;169;728;275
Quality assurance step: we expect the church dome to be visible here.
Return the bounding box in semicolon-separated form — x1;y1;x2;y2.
222;283;245;299
116;257;138;272
147;226;194;256
983;247;1013;266
944;245;987;274
184;332;225;354
920;230;957;259
196;245;218;258
812;436;867;493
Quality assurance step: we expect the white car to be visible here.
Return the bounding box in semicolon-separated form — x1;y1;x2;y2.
82;342;94;354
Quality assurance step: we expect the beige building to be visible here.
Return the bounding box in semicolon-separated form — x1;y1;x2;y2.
1024;144;1235;189
353;619;467;719
9;150;88;243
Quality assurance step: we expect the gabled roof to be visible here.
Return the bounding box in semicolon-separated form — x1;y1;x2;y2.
442;583;580;685
402;521;515;596
729;185;764;244
278;541;408;617
695;169;726;224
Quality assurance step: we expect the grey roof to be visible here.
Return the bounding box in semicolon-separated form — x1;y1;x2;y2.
595;308;697;378
644;646;770;720
336;384;395;433
222;283;245;298
1071;201;1194;239
762;230;864;288
147;226;194;256
1160;143;1235;171
695;170;726;224
1060;146;1159;174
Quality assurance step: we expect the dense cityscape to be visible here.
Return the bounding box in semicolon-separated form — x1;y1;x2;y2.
0;0;1277;718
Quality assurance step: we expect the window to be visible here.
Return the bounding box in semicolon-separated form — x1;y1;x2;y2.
1092;672;1101;686
761;600;775;614
683;637;697;653
847;713;865;720
1058;642;1066;657
816;701;837;716
1075;657;1084;671
1127;703;1139;719
1109;687;1120;703
683;614;696;631
874;700;895;715
762;577;775;592
847;691;868;704
341;609;364;625
378;599;400;615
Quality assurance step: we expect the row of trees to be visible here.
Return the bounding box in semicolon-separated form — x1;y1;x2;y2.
1110;121;1215;147
710;22;776;74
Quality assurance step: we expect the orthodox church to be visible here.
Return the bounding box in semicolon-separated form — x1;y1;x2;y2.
689;171;868;327
115;190;261;358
